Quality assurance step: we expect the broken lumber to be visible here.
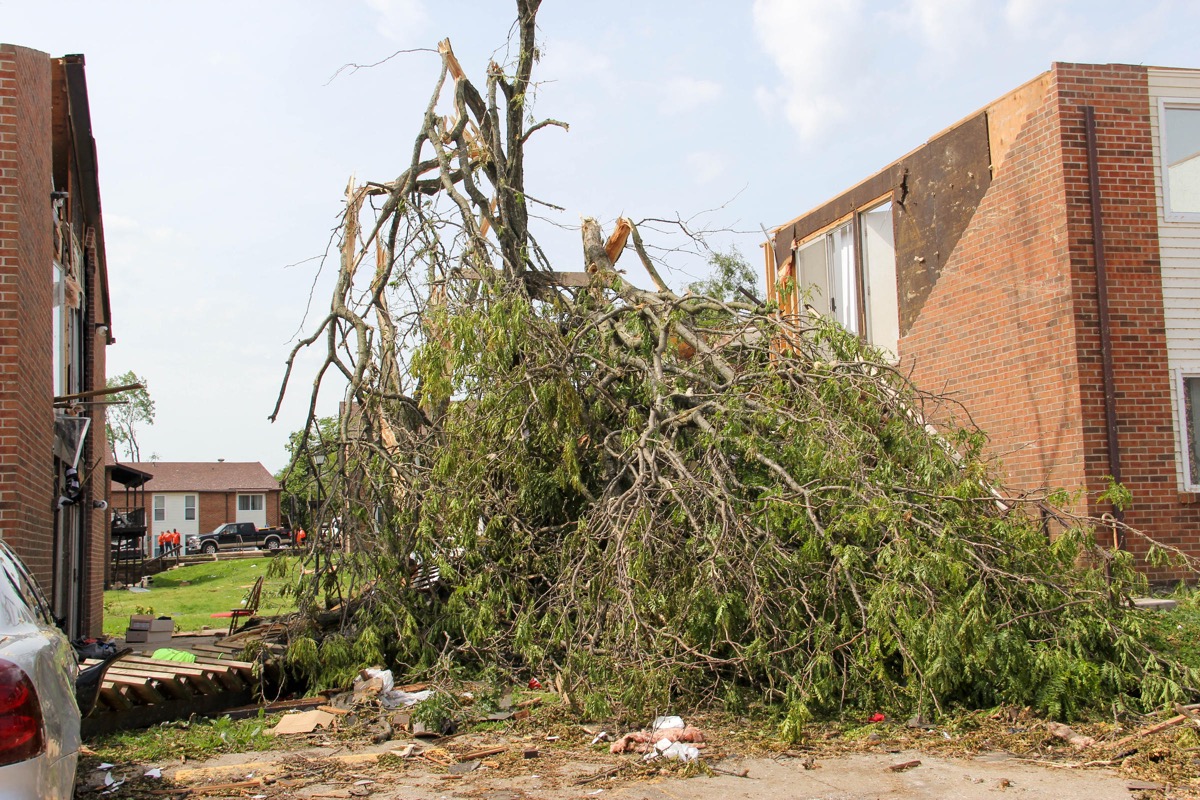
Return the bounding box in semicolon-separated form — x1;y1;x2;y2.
458;746;506;760
1110;714;1189;750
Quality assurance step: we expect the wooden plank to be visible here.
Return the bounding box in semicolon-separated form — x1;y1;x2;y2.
103;668;193;701
114;660;224;695
99;686;133;711
190;653;257;670
104;675;165;706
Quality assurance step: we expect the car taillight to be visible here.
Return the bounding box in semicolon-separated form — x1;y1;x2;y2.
0;659;44;765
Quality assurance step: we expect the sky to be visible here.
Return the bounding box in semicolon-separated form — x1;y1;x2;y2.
2;0;1197;473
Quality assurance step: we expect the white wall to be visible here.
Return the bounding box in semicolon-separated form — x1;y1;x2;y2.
234;494;267;529
150;492;200;554
1149;68;1200;490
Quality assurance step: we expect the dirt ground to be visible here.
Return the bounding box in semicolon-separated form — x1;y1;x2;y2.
83;732;1192;800
168;746;1144;799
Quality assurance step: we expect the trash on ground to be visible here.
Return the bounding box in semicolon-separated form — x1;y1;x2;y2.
1046;722;1095;750
611;717;705;755
888;759;922;772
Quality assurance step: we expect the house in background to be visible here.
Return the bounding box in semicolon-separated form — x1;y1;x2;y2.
0;46;115;636
764;62;1200;576
123;462;282;555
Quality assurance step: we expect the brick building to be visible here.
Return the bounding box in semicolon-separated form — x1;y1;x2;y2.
764;62;1200;573
120;462;282;555
0;45;114;635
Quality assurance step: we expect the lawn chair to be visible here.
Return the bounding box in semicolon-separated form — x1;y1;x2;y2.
210;575;264;636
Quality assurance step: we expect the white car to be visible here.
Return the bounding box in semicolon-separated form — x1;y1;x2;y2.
0;542;81;799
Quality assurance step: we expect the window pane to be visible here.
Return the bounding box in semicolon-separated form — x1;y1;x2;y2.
153;495;165;522
828;223;858;334
184;495;196;521
237;496;248;511
861;203;899;355
1166;106;1200;213
795;238;830;316
1186;378;1200;485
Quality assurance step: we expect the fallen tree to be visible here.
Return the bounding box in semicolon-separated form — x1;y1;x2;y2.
273;0;1198;728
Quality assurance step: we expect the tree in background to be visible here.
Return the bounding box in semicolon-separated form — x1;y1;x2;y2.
105;370;155;462
276;416;339;531
687;246;760;302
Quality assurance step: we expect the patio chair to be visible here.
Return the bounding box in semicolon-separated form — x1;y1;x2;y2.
210;575;264;636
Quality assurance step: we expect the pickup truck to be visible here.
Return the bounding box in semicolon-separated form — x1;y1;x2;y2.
187;522;291;554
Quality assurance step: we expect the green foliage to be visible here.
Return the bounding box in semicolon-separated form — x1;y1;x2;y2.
287;278;1195;728
105;370;155;461
687;247;759;302
276;416;340;531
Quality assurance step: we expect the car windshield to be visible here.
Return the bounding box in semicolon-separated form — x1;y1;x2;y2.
0;547;42;629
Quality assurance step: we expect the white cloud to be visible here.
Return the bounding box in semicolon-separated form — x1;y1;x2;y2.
902;0;985;57
684;150;727;185
1004;0;1051;30
365;0;429;45
751;0;864;140
659;77;723;115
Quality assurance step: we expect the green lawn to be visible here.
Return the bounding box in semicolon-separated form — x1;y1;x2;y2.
102;557;300;636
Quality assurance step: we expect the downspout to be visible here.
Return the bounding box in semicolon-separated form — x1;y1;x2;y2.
1082;105;1126;548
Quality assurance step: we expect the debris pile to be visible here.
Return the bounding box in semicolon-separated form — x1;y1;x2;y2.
273;0;1199;727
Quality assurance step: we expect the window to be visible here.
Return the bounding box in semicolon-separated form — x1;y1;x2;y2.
861;202;899;354
1180;373;1200;490
153;495;165;522
237;494;264;512
791;200;898;354
1161;100;1200;218
184;495;196;521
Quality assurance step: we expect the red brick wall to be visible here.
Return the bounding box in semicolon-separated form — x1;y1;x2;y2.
900;62;1199;574
0;46;55;588
84;242;107;635
898;72;1089;502
198;493;227;537
1053;63;1200;571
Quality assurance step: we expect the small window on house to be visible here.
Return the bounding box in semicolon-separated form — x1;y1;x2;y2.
184;495;196;521
1163;103;1200;216
153;495;165;521
1181;376;1200;489
237;494;264;512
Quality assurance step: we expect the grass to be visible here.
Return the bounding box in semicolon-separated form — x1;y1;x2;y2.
86;712;286;761
1140;588;1200;671
103;557;300;636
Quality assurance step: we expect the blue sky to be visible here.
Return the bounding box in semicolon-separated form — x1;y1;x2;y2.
2;0;1196;471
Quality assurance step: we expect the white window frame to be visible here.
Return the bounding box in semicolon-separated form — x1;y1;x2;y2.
237;494;264;512
153;495;165;521
1158;98;1200;223
184;495;196;521
791;196;897;350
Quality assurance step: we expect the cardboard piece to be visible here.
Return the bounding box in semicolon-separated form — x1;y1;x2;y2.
271;709;338;735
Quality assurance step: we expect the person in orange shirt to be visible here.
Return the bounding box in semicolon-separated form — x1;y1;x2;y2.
172;529;181;551
157;530;167;555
